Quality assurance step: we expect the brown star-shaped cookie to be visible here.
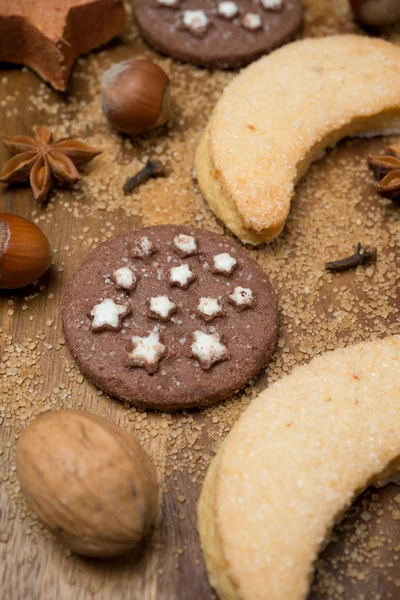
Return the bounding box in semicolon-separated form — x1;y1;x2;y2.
0;0;127;91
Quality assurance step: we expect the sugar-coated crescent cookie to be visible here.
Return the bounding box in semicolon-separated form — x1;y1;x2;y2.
198;336;400;600
195;35;400;245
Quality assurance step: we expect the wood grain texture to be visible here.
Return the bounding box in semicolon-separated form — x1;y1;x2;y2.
1;2;400;599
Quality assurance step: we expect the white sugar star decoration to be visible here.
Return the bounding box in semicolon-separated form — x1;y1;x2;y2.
156;0;180;5
148;295;177;321
191;330;230;370
182;9;209;36
261;0;283;11
169;263;196;289
89;298;130;332
173;233;198;257
212;252;238;276
127;327;166;373
197;297;223;322
130;236;156;259
242;13;263;31
112;266;138;291
228;286;256;311
218;1;239;19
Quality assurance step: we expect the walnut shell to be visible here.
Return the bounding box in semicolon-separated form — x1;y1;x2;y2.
16;410;159;558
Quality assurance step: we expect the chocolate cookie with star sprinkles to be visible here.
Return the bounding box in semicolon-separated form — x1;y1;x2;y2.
61;225;278;410
132;0;303;69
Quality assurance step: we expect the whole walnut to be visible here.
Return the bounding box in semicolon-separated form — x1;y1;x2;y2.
16;410;159;558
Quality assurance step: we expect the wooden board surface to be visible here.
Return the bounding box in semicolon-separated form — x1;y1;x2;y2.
1;2;400;599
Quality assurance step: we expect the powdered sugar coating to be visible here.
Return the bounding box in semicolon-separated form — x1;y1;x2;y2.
127;327;166;373
149;295;177;321
169;263;196;288
90;299;130;331
112;266;137;291
191;330;230;369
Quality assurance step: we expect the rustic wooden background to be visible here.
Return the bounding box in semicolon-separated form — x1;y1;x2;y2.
1;2;400;599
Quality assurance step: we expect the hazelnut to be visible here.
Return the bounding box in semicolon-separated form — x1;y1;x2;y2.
16;410;159;558
100;59;171;136
350;0;400;26
0;213;52;289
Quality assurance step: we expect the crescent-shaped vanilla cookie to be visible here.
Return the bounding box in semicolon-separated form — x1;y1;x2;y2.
195;35;400;245
198;335;400;600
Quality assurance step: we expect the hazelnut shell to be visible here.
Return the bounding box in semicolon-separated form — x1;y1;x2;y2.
16;410;159;558
0;213;52;289
350;0;400;26
100;59;171;136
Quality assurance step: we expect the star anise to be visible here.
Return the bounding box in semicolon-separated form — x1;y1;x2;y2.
0;125;101;203
368;145;400;201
